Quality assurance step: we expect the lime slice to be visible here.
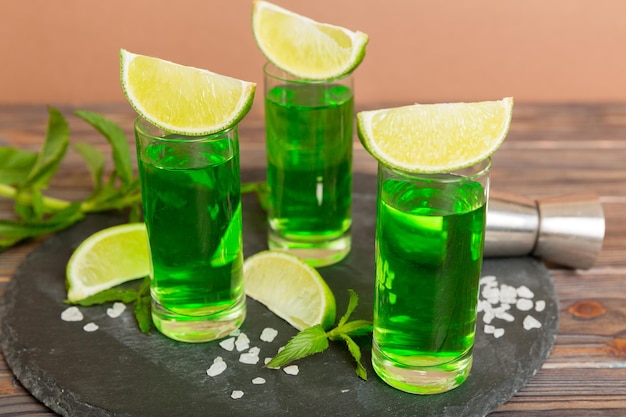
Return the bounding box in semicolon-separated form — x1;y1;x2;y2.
357;97;514;173
66;223;150;302
243;250;336;330
252;0;368;80
120;49;256;136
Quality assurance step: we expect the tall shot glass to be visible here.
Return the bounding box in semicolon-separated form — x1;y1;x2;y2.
263;62;354;267
134;118;246;343
372;158;491;394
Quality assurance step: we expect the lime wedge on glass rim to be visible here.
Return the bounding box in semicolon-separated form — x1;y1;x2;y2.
66;223;150;302
243;250;336;331
119;48;256;136
252;0;369;80
356;98;514;173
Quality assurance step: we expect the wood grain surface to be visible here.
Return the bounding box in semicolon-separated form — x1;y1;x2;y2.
1;103;625;416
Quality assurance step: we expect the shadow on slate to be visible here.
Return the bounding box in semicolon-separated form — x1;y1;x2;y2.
0;172;559;417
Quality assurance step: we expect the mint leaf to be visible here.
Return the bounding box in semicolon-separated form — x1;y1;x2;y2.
328;319;373;339
340;334;368;380
74;142;105;194
68;287;140;306
0;147;38;185
21;107;69;189
266;325;329;368
75;110;133;187
338;288;359;327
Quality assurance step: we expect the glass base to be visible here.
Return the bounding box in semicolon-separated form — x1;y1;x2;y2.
371;341;473;394
268;229;351;267
152;296;246;343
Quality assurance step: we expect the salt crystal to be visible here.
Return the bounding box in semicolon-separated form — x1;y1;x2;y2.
61;306;83;322
248;346;261;356
493;328;505;338
341;389;350;393
499;284;518;304
252;377;266;385
219;337;236;352
483;310;495;324
481;286;500;301
517;286;535;299
207;357;227;376
106;302;126;318
523;315;542;330
231;390;244;399
516;298;534;311
480;275;497;286
264;357;273;365
260;327;278;343
239;352;260;365
535;300;546;312
495;311;515;322
283;365;299;375
484;324;495;334
83;322;98;332
229;329;241;337
235;333;250;352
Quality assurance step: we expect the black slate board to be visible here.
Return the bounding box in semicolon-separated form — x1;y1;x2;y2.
0;173;559;417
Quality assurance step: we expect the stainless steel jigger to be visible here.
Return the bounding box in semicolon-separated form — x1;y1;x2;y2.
484;192;605;270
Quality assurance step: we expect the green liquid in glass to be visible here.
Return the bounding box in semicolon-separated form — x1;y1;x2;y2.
265;83;353;262
137;134;244;340
373;177;486;392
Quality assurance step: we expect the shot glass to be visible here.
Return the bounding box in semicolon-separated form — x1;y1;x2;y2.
134;118;246;343
263;62;354;267
371;158;491;394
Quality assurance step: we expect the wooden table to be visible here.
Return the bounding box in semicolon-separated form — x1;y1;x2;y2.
1;103;625;416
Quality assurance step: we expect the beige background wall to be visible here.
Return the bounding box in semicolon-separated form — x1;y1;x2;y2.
2;0;626;109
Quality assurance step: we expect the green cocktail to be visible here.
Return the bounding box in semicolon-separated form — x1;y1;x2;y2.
135;118;245;343
372;160;490;394
264;63;353;267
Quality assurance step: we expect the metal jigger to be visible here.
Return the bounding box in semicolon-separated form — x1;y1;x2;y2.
484;192;605;270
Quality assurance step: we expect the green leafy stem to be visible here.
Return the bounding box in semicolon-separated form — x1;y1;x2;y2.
0;107;142;251
267;289;373;380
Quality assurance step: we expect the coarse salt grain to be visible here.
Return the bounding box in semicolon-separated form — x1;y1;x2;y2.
260;327;278;343
493;328;505;338
264;357;273;365
235;333;250;352
484;324;496;334
239;352;260;365
516;298;534;311
283;365;299;375
207;357;227;377
219;337;236;352
535;300;546;312
83;322;99;332
231;390;244;399
252;377;266;385
106;302;126;318
523;315;542;330
61;306;83;322
517;286;535;299
229;329;241;337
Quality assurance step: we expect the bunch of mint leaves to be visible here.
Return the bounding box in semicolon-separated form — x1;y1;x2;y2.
0;107;142;250
267;289;373;380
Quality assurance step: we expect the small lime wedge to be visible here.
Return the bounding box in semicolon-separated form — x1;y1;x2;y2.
120;49;256;136
243;250;336;330
66;223;150;302
357;98;514;173
252;0;368;80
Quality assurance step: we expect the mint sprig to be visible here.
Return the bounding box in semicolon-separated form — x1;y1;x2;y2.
68;276;152;334
267;289;373;380
0;107;142;251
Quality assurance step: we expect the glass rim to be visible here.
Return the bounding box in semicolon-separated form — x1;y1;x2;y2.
380;157;492;183
134;117;236;143
263;61;354;84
